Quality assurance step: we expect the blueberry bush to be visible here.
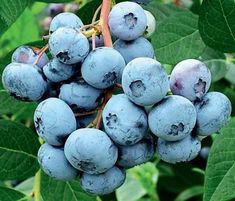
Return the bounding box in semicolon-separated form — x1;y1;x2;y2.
0;0;235;201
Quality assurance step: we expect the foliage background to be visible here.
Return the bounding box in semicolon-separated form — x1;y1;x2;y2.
0;0;235;201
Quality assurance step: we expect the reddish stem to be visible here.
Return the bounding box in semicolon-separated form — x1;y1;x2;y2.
95;88;113;129
33;44;49;65
115;83;123;88
100;0;112;47
75;110;98;117
174;0;181;6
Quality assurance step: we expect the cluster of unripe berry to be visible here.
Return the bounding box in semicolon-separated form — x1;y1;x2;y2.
1;1;231;196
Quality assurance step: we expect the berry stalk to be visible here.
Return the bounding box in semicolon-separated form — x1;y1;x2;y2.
100;0;112;47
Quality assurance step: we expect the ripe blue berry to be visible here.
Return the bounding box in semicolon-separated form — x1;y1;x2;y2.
43;58;76;82
81;47;125;89
2;63;47;101
109;2;147;41
122;57;169;106
12;46;49;68
49;27;89;64
117;135;155;168
38;143;78;180
49;12;83;34
81;166;126;195
170;59;211;102
114;37;154;64
64;128;118;174
148;95;197;141
34;98;76;146
157;135;201;164
59;78;103;111
103;94;148;145
194;92;232;136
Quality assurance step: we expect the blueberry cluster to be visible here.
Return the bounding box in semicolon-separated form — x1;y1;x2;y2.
1;1;232;196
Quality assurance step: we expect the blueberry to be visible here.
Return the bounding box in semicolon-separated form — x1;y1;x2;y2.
49;27;89;64
114;37;154;64
38;143;78;180
157;135;201;164
49;12;83;34
34;98;76;146
2;63;47;101
117;135;155;168
47;3;65;17
199;146;210;160
148;95;197;141
81;47;125;89
108;2;147;41
12;46;49;69
170;59;211;102
144;10;156;38
103;94;148;145
81;166;126;195
59;78;103;111
43;58;76;82
122;57;169;106
64;128;118;174
194;92;232;136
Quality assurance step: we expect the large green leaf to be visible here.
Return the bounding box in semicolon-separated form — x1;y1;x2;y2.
199;0;235;53
0;120;40;180
152;11;205;65
143;2;186;24
32;0;74;2
41;172;96;201
0;8;40;58
204;118;235;201
0;90;36;118
116;173;146;201
200;47;229;82
77;0;102;24
0;0;29;36
0;187;26;201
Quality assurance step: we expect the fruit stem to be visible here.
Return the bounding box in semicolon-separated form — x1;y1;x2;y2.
100;0;113;47
173;0;181;6
32;169;41;201
95;88;113;129
75;109;99;117
33;44;49;65
115;83;122;88
92;5;102;49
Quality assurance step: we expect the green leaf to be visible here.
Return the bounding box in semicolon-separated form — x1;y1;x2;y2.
174;185;203;201
130;162;159;200
0;187;26;201
41;172;96;201
116;173;146;201
0;0;29;36
204;118;235;201
204;59;230;82
0;8;40;58
225;62;235;85
77;0;102;25
143;2;186;25
198;0;235;53
14;177;34;195
0;90;36;118
0;120;40;180
158;163;204;194
152;11;205;65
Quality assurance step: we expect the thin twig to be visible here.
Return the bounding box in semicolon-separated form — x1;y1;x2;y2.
75;110;98;117
99;0;112;47
33;44;49;65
